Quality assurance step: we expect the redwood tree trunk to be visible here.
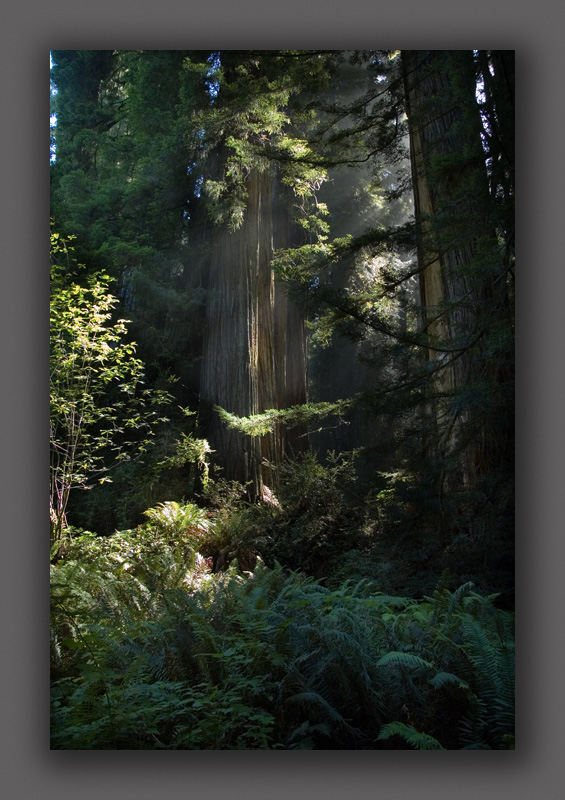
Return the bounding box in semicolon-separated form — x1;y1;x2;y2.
402;50;514;540
201;168;307;499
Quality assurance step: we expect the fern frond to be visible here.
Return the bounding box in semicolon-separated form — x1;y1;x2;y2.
447;582;475;615
429;671;469;690
376;651;434;670
377;721;445;750
287;690;357;733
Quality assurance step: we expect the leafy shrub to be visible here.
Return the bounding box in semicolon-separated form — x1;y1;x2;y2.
49;230;171;546
200;477;250;513
257;451;369;578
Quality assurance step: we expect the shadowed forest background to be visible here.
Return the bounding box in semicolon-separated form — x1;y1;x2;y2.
49;50;514;749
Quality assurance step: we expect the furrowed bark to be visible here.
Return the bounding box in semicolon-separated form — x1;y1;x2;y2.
201;168;308;499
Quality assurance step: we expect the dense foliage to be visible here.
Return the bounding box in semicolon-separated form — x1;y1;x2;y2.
50;50;514;748
49;229;172;545
51;520;513;750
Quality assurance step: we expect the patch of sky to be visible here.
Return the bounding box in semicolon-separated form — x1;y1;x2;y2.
205;52;221;102
473;51;494;170
50;53;58;163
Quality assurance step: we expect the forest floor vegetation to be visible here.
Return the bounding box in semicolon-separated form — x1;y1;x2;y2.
51;462;514;750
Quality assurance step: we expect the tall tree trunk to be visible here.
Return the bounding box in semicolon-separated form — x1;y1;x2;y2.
402;50;514;540
201;168;308;499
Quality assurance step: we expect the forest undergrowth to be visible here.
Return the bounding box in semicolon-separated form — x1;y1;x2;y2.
51;455;514;750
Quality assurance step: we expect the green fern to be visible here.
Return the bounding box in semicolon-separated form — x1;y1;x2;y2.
378;722;445;750
429;671;469;690
143;500;211;541
51;529;513;750
376;651;434;670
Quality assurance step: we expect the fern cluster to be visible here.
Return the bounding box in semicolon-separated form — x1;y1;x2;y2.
51;517;513;749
